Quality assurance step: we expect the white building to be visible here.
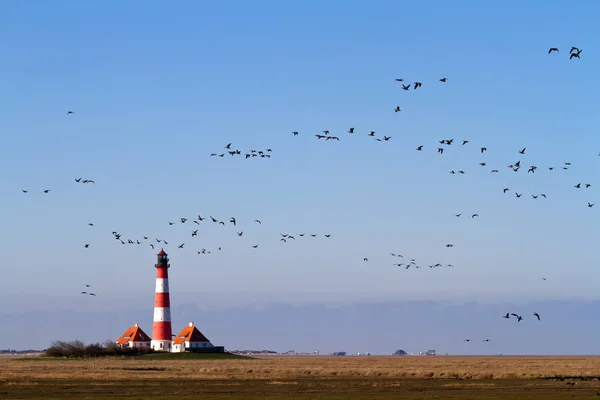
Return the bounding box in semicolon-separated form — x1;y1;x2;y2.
171;321;215;353
115;322;151;349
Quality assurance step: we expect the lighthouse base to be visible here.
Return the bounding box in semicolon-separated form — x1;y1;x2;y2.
151;340;173;352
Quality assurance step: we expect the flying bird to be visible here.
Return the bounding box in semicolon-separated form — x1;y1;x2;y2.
533;312;540;321
570;48;582;59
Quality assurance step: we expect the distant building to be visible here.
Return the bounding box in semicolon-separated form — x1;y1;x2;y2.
172;321;223;353
331;351;347;356
115;323;151;349
425;349;436;356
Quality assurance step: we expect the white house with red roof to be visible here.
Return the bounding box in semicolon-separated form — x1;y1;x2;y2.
115;322;151;349
172;321;215;353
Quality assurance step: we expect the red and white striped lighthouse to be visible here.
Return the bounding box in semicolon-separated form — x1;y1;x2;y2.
151;249;173;352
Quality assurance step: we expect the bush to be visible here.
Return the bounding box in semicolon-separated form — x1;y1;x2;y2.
44;340;155;358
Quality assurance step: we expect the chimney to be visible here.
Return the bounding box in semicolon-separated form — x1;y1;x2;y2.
134;322;138;327
188;321;194;327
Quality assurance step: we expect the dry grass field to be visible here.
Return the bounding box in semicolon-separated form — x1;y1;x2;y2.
2;354;600;399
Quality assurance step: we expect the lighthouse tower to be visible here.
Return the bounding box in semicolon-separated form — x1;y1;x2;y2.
151;249;173;352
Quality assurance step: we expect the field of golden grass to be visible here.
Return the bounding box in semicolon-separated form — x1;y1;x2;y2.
2;355;600;399
5;355;600;380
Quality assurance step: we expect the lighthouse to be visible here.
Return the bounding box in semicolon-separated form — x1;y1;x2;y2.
151;249;173;352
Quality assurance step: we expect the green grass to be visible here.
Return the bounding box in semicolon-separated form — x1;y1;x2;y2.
134;352;253;360
17;352;252;361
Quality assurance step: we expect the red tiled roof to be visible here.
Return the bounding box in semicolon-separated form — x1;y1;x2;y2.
172;323;210;345
157;249;167;256
115;323;151;345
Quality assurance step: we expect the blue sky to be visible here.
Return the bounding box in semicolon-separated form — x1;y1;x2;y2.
1;0;599;310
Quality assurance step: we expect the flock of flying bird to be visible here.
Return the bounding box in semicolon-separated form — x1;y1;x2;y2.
547;46;583;59
16;47;593;346
462;312;543;344
79;284;95;297
209;142;273;159
107;214;333;254
277;47;591;332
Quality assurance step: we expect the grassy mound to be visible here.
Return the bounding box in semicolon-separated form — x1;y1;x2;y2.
136;352;252;360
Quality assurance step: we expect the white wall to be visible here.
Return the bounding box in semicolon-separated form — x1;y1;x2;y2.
155;278;169;293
